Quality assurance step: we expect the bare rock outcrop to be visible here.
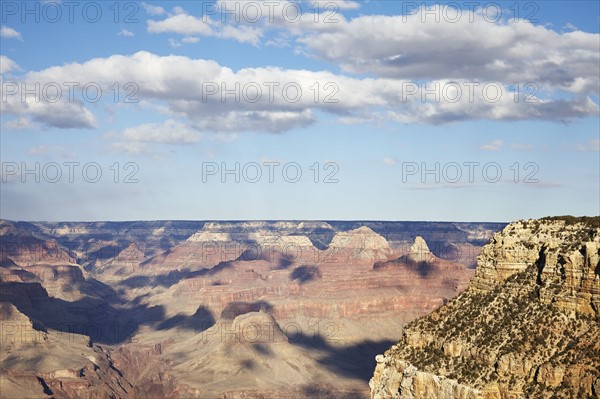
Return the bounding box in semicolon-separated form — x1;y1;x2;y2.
471;218;600;317
221;311;289;345
328;226;392;262
371;356;481;399
407;237;435;263
370;216;600;399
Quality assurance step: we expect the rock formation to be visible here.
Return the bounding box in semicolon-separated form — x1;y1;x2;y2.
327;226;393;262
370;216;600;399
0;218;500;398
408;236;435;263
374;237;468;287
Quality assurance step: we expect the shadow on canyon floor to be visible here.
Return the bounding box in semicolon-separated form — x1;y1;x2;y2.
120;260;235;289
157;305;216;332
289;331;396;381
1;281;166;345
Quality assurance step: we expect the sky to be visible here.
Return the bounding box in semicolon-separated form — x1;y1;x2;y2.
0;0;599;222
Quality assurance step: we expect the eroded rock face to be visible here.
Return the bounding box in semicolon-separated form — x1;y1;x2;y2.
220;311;289;345
471;218;600;317
370;216;600;399
0;234;76;267
370;356;481;399
0;302;34;334
328;226;393;262
408;237;434;263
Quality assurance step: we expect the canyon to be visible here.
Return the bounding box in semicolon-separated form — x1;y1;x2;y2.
0;219;504;398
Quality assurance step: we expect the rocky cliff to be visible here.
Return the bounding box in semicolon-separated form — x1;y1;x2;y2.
370;216;600;399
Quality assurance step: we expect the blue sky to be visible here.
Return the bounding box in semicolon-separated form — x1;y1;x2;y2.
1;0;599;222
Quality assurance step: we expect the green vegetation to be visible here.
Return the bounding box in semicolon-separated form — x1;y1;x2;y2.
540;215;600;228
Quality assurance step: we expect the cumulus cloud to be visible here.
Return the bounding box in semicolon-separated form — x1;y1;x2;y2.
297;5;600;95
168;38;182;48
146;1;351;46
1;90;97;129
109;120;203;155
318;1;361;10
193;110;315;133
0;55;19;75
386;80;598;124
147;8;263;46
148;13;213;35
383;158;397;166
141;2;166;16
3;51;597;132
118;29;135;37
142;2;598;97
0;27;22;40
139;1;600;98
182;36;199;43
120;119;203;144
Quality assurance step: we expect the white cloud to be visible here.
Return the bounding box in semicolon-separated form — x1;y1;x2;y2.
387;80;598;125
303;0;360;10
168;36;199;47
480;140;503;151
1;90;97;129
118;29;134;37
182;36;199;43
168;38;182;47
171;6;186;15
265;36;291;48
320;0;361;10
120;119;203;144
0;55;19;75
147;12;263;45
218;24;263;46
148;13;214;36
192;110;315;134
0;27;22;40
151;2;596;97
141;3;598;98
4;117;33;130
297;5;600;95
383;158;397;166
5;52;597;131
141;2;165;16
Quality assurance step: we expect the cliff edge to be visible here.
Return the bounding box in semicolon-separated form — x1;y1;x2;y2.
370;216;600;399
